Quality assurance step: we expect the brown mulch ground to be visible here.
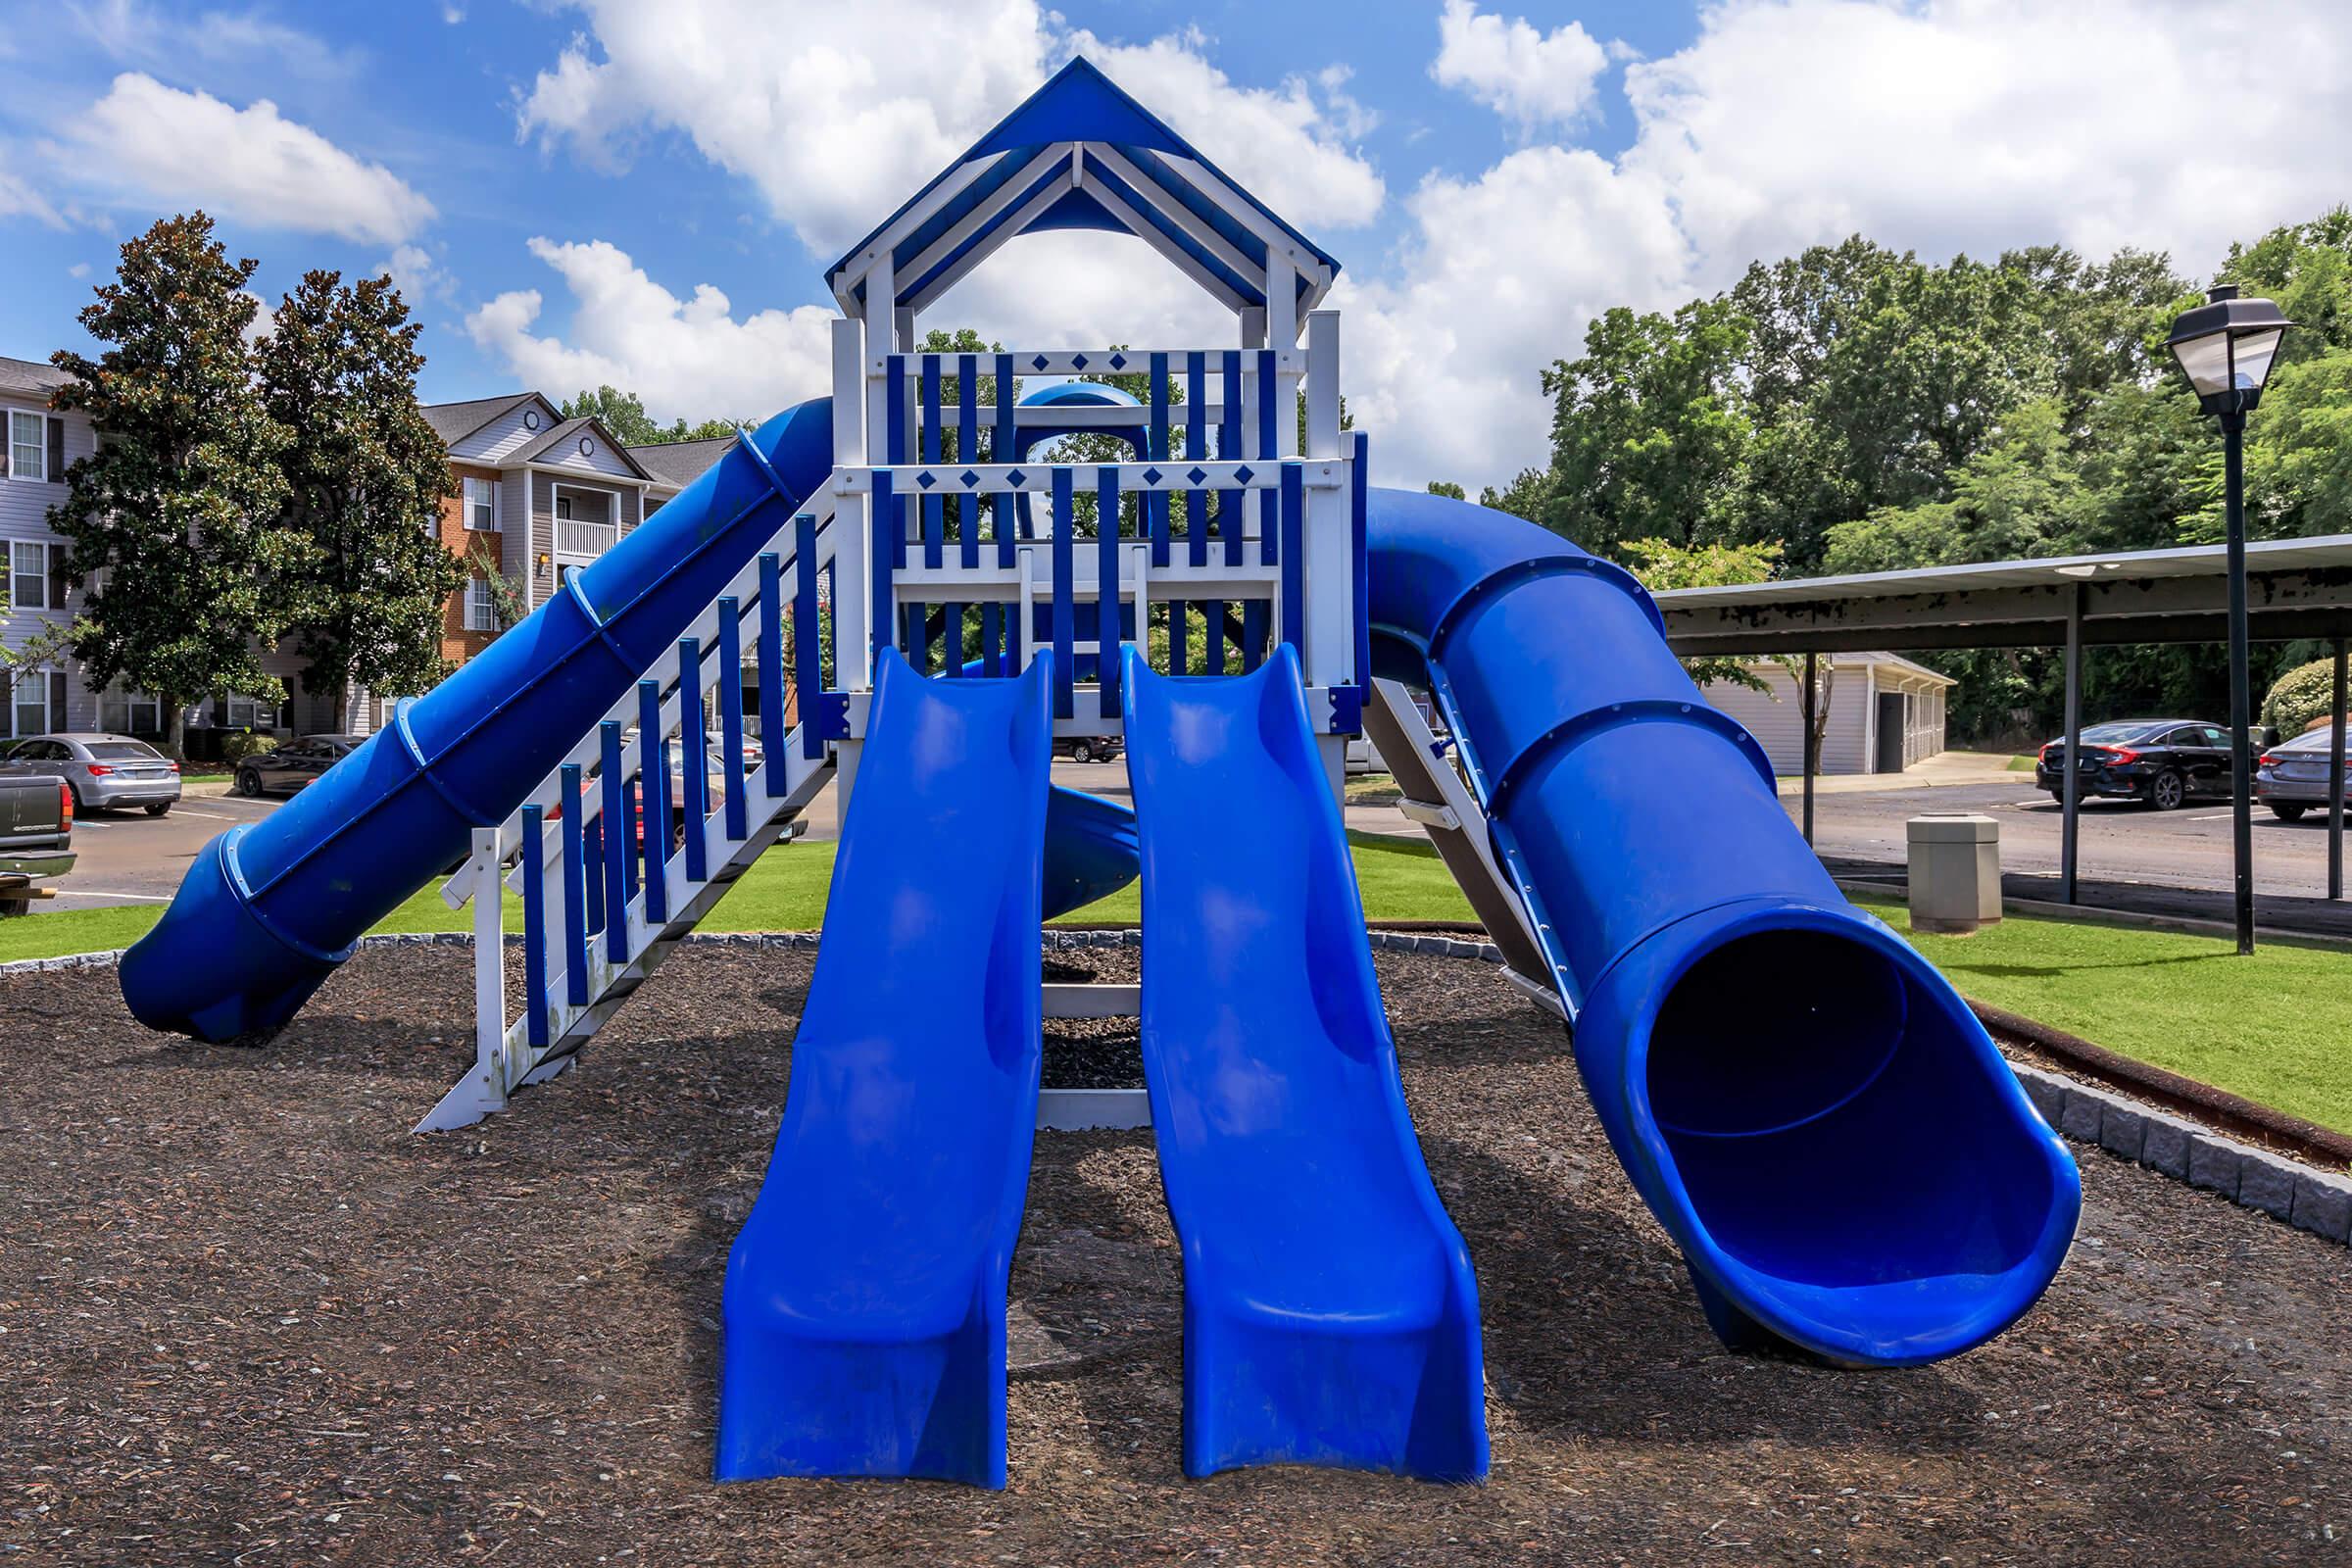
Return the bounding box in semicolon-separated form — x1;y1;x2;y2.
2;943;2346;1566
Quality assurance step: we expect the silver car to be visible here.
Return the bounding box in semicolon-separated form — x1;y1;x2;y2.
2255;725;2348;821
0;732;183;815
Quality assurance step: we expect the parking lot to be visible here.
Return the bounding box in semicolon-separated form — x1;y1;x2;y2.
1796;776;2344;900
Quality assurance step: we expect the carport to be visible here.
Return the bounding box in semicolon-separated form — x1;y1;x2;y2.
1653;534;2352;937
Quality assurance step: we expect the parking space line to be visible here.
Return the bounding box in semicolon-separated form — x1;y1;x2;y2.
172;809;236;820
47;889;172;902
2186;810;2234;820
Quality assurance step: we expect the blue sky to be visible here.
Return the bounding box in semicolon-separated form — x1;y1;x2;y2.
5;1;2349;486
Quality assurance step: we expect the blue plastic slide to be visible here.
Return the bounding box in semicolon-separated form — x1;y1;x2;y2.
1119;645;1488;1482
1365;489;2080;1366
119;401;839;1041
716;648;1054;1488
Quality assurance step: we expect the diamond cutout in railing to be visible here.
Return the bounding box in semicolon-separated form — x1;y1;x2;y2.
1186;466;1207;486
959;469;980;488
1005;468;1028;487
1108;353;1128;370
1070;354;1089;370
1142;466;1163;486
1233;466;1254;485
1031;355;1051;371
915;471;936;490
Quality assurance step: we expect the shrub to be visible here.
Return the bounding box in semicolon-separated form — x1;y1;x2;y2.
2262;658;2344;737
220;732;280;767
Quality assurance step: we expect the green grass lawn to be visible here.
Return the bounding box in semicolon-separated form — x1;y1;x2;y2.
11;832;2341;1133
1854;895;2352;1135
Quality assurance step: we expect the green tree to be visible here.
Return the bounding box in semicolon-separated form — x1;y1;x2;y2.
561;385;753;445
1535;298;1754;559
1425;480;1466;500
1616;537;1784;695
259;270;466;726
47;213;297;757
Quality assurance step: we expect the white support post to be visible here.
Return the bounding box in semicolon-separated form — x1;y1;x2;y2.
1302;311;1349;699
863;254;895;473
471;826;505;1091
1268;261;1301;458
830;317;870;694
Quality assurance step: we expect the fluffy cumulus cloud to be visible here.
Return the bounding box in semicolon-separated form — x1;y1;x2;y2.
1429;0;1611;135
514;1;1384;257
55;74;435;244
1341;148;1690;486
1620;0;2352;289
466;238;838;423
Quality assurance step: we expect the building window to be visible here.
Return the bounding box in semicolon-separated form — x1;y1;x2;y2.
465;575;499;632
100;680;162;736
10;540;46;611
13;668;49;737
8;413;45;483
220;694;277;730
522;408;540;431
464;475;498;531
555;493;572;520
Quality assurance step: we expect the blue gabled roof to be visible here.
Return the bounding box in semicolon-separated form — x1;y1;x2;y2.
826;57;1342;317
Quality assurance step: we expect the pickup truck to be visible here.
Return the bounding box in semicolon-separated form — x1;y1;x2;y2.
0;766;75;914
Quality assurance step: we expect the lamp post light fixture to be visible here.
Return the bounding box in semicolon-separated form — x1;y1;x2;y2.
2166;283;2293;955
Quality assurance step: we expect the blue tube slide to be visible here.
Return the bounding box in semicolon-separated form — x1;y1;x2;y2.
1120;645;1488;1482
717;648;1052;1487
1364;489;2079;1366
119;401;838;1042
1041;785;1138;918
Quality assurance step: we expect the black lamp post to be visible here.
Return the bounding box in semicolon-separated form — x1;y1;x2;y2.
2166;283;2292;955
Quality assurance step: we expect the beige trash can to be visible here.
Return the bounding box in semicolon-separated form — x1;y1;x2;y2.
1907;813;2001;935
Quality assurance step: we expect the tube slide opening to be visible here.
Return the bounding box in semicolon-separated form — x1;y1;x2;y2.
1643;924;2060;1296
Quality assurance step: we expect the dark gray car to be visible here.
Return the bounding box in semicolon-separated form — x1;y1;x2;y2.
2255;725;2348;820
0;732;182;814
234;734;366;798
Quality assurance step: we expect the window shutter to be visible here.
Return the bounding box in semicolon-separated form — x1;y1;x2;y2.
48;549;67;612
0;674;12;740
47;416;65;482
49;671;67;730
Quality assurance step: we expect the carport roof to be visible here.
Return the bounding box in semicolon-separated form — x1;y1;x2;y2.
1656;534;2352;656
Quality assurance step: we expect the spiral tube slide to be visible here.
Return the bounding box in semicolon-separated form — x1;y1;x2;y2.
1366;489;2079;1366
120;400;838;1042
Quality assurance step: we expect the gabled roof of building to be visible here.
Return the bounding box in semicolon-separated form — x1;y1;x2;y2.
626;433;737;491
826;57;1342;321
0;355;72;399
418;391;549;447
510;415;658;480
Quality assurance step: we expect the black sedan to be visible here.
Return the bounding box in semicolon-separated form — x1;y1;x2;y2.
233;734;366;798
2034;718;2236;810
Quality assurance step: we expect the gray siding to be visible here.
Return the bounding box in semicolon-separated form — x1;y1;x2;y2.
450;398;560;464
535;431;641;481
1700;662;1874;776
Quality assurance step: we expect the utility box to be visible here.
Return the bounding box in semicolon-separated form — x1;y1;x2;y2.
1907;813;2001;935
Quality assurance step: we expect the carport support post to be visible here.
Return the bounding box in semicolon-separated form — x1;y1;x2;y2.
2061;584;2082;904
2224;409;2256;955
2330;636;2346;902
1801;651;1817;845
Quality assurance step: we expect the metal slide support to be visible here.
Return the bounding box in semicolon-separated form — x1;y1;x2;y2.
2061;584;2083;905
1362;679;1550;989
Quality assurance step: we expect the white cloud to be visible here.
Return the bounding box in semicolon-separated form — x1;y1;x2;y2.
442;4;466;21
466;238;837;422
514;3;1383;257
382;243;456;306
1341;148;1690;487
0;167;64;229
55;74;435;244
1620;0;2352;291
239;290;274;347
1431;0;1611;135
68;263;90;278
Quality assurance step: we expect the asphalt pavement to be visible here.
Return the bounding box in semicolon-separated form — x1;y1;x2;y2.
32;761;2349;936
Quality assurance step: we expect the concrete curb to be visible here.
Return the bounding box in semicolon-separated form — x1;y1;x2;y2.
11;926;2343;1250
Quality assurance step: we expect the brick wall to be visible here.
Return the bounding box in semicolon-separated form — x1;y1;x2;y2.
440;463;503;665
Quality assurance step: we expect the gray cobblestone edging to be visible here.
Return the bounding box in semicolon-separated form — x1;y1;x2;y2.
13;926;2342;1248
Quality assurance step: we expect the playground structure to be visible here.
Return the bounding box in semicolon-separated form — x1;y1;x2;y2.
118;61;2079;1489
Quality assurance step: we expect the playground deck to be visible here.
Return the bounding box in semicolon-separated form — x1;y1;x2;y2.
3;942;2343;1564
